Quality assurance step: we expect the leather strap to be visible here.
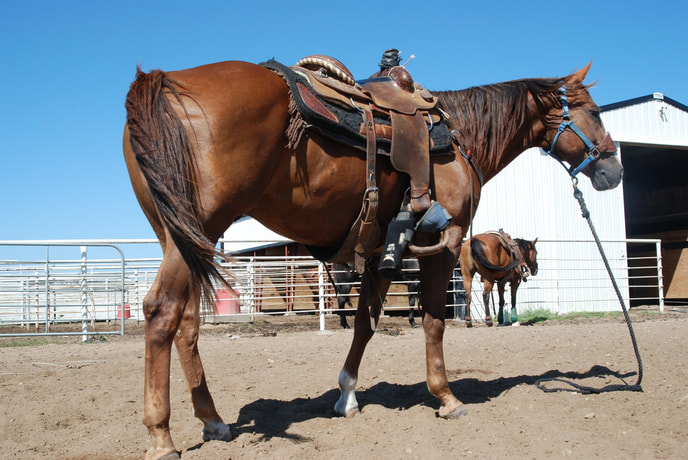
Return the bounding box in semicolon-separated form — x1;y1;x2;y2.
354;106;380;273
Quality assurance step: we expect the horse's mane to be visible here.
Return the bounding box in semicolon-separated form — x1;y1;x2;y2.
434;76;578;173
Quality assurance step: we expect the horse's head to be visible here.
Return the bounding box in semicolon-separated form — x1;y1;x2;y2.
543;63;623;191
519;238;539;277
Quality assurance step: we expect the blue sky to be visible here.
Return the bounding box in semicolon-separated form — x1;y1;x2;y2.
1;0;686;253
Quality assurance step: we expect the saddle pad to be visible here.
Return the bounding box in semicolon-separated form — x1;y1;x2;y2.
260;59;452;155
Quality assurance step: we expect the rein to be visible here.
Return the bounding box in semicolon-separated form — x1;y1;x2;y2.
535;177;644;394
544;86;615;177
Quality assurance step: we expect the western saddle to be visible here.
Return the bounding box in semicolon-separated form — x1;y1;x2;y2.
261;50;452;273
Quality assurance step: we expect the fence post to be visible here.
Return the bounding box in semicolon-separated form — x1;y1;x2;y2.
247;257;256;320
80;246;88;342
318;262;326;331
45;246;50;332
134;268;139;318
656;240;664;313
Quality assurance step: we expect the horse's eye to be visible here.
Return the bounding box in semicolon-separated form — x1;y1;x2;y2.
589;108;601;120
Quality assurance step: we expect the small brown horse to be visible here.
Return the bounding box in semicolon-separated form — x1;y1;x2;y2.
123;58;621;459
460;232;538;327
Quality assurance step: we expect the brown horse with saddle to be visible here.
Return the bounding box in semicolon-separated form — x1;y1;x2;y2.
460;231;539;327
123;48;621;458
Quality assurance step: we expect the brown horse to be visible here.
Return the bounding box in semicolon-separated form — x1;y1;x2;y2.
460;232;538;327
123;58;621;459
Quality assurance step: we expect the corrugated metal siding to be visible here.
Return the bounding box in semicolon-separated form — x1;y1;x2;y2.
468;147;629;314
602;96;688;147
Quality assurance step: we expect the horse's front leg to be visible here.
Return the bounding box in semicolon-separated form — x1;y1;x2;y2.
497;281;507;325
142;249;189;460
419;252;468;419
509;279;521;324
174;288;231;444
334;262;391;417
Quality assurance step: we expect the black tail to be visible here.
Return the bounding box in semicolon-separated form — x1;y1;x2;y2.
470;238;519;272
125;67;228;306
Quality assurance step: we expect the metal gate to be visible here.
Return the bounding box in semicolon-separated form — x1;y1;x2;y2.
0;242;126;339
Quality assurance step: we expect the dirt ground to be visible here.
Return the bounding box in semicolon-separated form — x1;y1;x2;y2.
1;308;687;459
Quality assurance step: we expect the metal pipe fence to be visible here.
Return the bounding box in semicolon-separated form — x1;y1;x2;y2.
0;242;126;339
0;238;663;337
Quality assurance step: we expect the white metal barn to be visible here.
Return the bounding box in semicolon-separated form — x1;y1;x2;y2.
470;92;687;312
604;93;688;304
225;92;688;314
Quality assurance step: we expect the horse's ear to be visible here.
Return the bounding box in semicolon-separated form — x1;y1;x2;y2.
532;237;538;245
569;61;592;84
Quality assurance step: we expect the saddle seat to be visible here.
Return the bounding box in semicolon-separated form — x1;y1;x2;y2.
295;55;437;115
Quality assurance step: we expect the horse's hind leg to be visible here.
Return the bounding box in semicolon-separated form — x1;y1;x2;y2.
142;248;190;460
461;271;474;327
459;244;475;327
174;289;231;443
335;263;391;417
482;279;494;326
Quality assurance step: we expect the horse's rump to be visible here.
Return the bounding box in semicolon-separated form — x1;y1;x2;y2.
125;68;228;304
470;238;520;273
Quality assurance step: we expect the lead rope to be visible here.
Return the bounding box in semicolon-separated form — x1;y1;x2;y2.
535;177;643;394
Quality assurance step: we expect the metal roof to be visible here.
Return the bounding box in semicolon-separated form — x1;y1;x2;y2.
600;93;688;147
601;92;688;113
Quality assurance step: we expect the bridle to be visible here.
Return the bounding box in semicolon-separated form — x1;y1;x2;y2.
544;86;616;177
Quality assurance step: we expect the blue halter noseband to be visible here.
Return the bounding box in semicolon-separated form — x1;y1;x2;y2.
545;86;615;177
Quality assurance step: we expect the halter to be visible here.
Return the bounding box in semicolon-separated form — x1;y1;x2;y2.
544;86;615;177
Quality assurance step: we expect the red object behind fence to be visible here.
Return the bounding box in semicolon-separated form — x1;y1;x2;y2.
117;304;131;319
214;289;240;315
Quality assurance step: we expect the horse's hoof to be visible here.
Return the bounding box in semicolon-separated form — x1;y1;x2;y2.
146;448;180;460
438;405;469;419
202;423;232;442
344;408;360;418
335;406;360;418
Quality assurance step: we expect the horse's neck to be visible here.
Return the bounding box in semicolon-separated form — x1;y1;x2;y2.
470;100;547;184
472;135;536;184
